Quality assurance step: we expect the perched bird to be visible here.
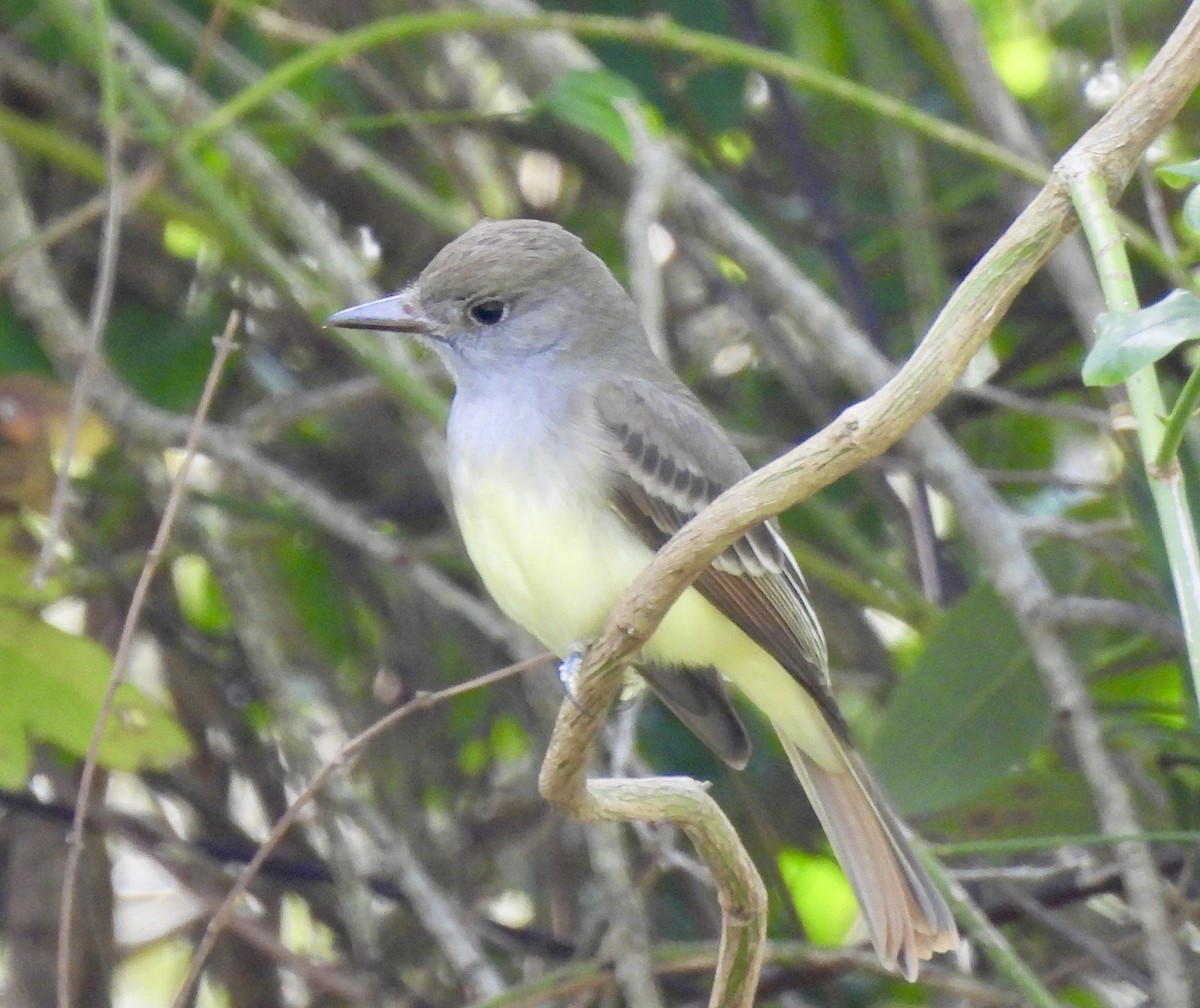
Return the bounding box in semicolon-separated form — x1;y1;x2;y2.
328;219;958;979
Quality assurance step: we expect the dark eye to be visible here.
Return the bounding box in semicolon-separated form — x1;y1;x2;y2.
468;299;507;325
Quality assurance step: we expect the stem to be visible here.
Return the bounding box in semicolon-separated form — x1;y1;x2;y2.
924;849;1062;1008
1067;169;1200;717
191;10;1043;183
1156;360;1200;471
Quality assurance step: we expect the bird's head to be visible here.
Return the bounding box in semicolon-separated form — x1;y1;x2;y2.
326;219;642;382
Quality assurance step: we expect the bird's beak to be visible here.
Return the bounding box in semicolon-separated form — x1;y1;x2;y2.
325;291;431;335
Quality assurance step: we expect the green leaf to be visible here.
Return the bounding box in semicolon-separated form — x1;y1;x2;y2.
1059;984;1110;1008
0;519;62;605
777;847;857;947
869;582;1049;816
276;532;357;664
1082;290;1200;386
1182;185;1200;235
0;606;192;787
457;736;488;777
490;715;530;764
1157;157;1200;188
0;299;55;376
538;0;745;133
171;553;233;634
1091;659;1183;727
538;70;646;162
926;763;1096;844
104;305;229;411
162;218;209;261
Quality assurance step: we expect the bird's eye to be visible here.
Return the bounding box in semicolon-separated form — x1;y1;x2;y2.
468;299;507;325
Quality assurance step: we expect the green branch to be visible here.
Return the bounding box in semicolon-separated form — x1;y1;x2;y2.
189;10;1044;183
1068;169;1200;718
1156;361;1200;471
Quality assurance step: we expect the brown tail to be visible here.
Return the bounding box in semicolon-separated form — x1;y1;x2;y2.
779;734;958;980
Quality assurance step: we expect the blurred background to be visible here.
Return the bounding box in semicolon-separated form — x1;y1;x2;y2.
1;0;1198;1005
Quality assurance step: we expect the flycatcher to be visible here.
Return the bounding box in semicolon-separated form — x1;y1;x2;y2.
328;218;958;979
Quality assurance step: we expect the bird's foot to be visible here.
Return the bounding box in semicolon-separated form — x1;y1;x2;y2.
557;645;590;713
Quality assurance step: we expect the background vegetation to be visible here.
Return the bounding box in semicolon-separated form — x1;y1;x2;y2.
1;0;1199;1006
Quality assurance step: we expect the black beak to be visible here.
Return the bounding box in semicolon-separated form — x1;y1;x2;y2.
325;291;431;334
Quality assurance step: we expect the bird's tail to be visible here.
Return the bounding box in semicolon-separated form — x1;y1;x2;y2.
777;731;959;981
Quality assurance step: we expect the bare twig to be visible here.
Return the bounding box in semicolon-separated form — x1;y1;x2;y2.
467;940;1025;1008
997;880;1148;986
951;382;1112;428
57;311;241;1008
1046;596;1184;651
237;375;385;440
170;653;547;1008
95;392;532;653
925;0;1108;340
586;819;666;1008
619;100;671;365
33;120;126;588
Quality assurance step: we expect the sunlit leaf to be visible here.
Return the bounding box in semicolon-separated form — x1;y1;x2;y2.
0;520;187;787
1058;983;1110;1008
1157;157;1200;187
457;736;488;776
1092;660;1184;729
777;847;857;947
490;715;530;764
714;129;754;167
0;606;191;786
0;515;189;787
171;553;233;634
991;32;1054;98
163;219;209;261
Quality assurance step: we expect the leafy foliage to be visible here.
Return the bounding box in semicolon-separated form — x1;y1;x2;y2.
0;0;1197;1006
0;519;191;786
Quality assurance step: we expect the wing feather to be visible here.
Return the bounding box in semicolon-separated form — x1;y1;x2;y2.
595;381;833;705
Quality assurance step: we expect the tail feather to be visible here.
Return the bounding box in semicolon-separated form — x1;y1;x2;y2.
779;734;958;981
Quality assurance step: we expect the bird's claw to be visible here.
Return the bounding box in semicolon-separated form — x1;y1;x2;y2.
558;646;589;713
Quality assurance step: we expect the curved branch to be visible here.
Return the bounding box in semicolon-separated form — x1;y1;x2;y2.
537;4;1200;1007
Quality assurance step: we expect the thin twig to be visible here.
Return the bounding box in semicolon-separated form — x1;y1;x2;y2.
467;939;1024;1008
0;165;160;286
618;100;671;366
29;0;240;589
237;375;385;440
1046;596;1185;651
952;382;1112;428
997;880;1148;986
925;0;1108;340
56;311;241;1008
169;652;549;1008
33;120;126;588
898;785;1058;1005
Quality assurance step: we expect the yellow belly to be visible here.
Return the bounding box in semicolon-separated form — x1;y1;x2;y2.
453;463;645;655
451;463;841;767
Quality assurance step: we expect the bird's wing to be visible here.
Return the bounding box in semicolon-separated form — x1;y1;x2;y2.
637;662;753;770
593;379;835;712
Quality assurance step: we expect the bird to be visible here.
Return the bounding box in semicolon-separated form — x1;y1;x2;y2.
327;218;958;979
